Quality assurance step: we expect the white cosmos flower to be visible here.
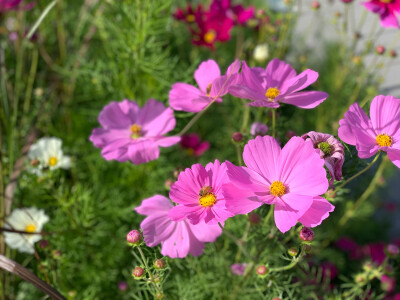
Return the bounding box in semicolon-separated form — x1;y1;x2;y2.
27;137;71;175
253;44;269;62
4;207;49;254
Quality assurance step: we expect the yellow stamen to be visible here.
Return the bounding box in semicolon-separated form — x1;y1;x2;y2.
199;193;217;207
376;134;392;147
49;157;58;167
186;14;195;22
270;181;286;197
265;87;280;101
204;30;216;44
130;124;142;139
206;83;212;97
25;224;36;233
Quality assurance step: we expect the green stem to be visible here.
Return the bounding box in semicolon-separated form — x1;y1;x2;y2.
269;247;304;273
178;100;216;136
337;152;381;190
218;222;254;261
136;246;163;295
235;145;243;166
23;48;39;116
263;205;274;227
271;109;276;138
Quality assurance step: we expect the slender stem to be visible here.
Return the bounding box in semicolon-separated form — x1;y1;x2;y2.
178;100;216;136
218;223;254;261
271;109;276;138
269;246;304;273
136;246;162;295
337;152;381;190
235;145;243;166
26;0;58;40
23;48;39;116
263;205;274;227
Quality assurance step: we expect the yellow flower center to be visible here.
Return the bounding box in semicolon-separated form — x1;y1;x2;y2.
130;124;142;139
25;224;36;233
186;14;195;22
204;30;216;44
270;181;286;197
186;148;195;156
376;134;392;147
49;157;58;167
198;187;216;207
380;0;393;3
206;83;212;97
265;87;280;101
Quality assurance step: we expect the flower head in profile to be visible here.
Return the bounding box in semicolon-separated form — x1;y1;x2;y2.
168;159;234;225
224;136;334;233
28;137;70;176
180;133;210;157
169;59;240;113
135;195;222;258
229;59;328;109
0;0;35;12
302;131;345;184
90;99;180;165
363;0;400;28
4;207;49;254
338;95;400;168
250;122;269;137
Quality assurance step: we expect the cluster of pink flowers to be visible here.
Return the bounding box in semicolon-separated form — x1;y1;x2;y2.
90;55;400;259
173;0;254;49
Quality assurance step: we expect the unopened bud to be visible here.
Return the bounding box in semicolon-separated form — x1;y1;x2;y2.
299;227;314;242
375;45;385;55
387;244;399;256
390;50;397;58
154;259;166;269
288;247;299;257
363;261;375;272
355;274;365;284
256;265;268;275
232;132;243;143
156;293;164;299
132;267;145;279
311;1;320;10
164;179;174;190
127;230;141;246
38;240;49;249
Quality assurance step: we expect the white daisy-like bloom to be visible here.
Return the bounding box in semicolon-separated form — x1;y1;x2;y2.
4;207;49;254
253;44;269;62
27;137;71;175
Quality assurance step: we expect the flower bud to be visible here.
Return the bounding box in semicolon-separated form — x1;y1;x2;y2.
156;293;164;299
164;179;174;190
127;230;141;246
256;265;268;275
390;50;397;58
303;244;312;253
132;266;145;279
288;247;299;257
375;45;385;55
299;227;314;242
154;259;166;269
311;1;320;10
355;274;365;284
363;261;375;272
232;132;243;143
387;244;399;256
118;281;128;291
381;275;396;293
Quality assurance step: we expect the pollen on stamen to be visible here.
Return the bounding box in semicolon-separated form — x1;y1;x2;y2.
206;83;212;97
376;134;392;147
49;157;58;167
130;124;142;139
270;181;286;197
25;224;36;233
186;14;195;23
265;87;280;101
204;30;216;44
199;191;217;207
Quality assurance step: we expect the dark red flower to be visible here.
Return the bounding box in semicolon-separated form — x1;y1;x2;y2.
180;133;210;157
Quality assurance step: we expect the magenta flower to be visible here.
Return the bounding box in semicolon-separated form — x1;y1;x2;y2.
169;59;240;113
173;4;202;23
168;159;234;225
302;131;345;184
229;59;328;109
338;95;400;168
209;0;255;25
180;133;210;157
250;122;269;136
231;263;247;276
363;0;400;28
0;0;34;12
135;195;221;258
223;136;334;233
89;99;180;165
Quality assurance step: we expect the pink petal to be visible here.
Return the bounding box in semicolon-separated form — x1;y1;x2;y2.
101;138;132;162
210;60;241;97
278;137;328;196
139;100;176;136
279;91;328;109
223;182;264;215
161;222;192;258
89;128;129;148
280;69;319;95
387;148;400;168
298;196;335;227
98;100;139;129
243;136;281;182
190;221;222;242
274;194;314;233
135;195;173;215
370;95;400;137
205;160;228;195
169;83;212;113
127;139;160;164
168;205;204;223
265;58;297;89
380;10;400;28
194;60;221;92
155;136;181;147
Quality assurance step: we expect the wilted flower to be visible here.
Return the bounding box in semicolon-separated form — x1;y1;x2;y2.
338;95;400;168
224;136;334;233
4;207;49;254
90;99;180;165
180;133;210;157
169;59;240;113
363;0;400;28
231;263;247;275
28;137;71;176
168;160;234;225
229;59;328;109
135;195;222;258
250;122;268;136
302;131;345;184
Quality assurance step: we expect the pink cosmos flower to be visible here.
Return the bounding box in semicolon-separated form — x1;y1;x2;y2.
363;0;400;28
135;195;221;258
209;0;255;25
180;133;210;157
229;59;328;109
169;59;240;113
0;0;34;12
223;136;334;233
302;131;345;184
168;159;234;225
89;99;180;165
338;95;400;168
231;263;247;275
250;122;269;136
